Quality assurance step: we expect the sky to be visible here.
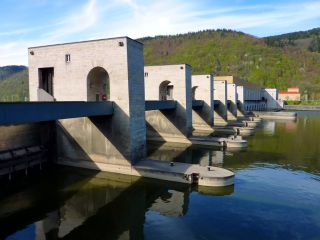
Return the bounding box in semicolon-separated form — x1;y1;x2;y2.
0;0;320;66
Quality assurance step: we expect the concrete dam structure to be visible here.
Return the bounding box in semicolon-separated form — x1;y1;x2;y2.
0;36;295;187
144;65;247;148
0;37;237;187
191;76;255;137
144;64;193;143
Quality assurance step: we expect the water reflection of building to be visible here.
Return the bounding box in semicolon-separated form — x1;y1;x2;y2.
285;121;297;133
198;151;224;167
149;190;189;217
29;174;233;240
262;121;276;135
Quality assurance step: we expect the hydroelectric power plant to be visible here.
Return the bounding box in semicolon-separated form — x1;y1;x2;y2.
2;37;317;240
0;37;296;185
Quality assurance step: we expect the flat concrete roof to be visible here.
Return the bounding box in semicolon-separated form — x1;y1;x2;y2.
29;36;143;49
192;74;212;77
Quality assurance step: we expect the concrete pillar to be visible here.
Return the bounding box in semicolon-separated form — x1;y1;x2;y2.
144;64;192;142
214;80;227;125
227;83;237;120
29;37;146;166
236;86;245;117
192;75;214;130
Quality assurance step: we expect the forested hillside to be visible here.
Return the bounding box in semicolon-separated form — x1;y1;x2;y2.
0;68;28;101
141;29;320;99
1;29;320;101
264;28;320;53
0;65;27;81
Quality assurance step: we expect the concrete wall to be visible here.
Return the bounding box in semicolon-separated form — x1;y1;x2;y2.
213;80;227;125
263;88;283;110
244;87;266;111
144;64;192;142
214;75;271;112
192;75;214;130
29;37;146;165
236;86;245;117
0;123;54;160
227;83;237;120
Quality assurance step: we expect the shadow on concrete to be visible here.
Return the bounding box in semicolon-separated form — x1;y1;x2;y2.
145;102;191;140
237;101;247;117
214;101;227;124
57;102;146;167
192;101;214;128
228;101;238;119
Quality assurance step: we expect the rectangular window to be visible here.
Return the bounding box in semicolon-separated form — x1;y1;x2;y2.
65;54;71;63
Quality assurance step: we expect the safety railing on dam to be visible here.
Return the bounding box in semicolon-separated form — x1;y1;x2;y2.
214;100;220;107
192;100;204;108
0;102;114;125
145;100;177;111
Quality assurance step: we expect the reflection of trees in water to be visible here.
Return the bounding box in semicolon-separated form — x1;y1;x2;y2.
147;114;320;174
224;116;320;174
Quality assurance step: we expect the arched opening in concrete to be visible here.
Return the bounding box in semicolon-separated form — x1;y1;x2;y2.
159;80;173;100
192;86;198;100
87;67;110;101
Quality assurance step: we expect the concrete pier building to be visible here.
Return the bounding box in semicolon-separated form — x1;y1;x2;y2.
144;64;192;143
192;75;214;132
29;37;147;166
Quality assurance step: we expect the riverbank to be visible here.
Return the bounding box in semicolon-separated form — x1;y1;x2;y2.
284;105;320;111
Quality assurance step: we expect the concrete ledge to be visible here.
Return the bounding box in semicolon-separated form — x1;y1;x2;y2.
243;120;261;127
189;136;224;147
57;158;234;187
147;136;192;145
227;121;247;127
211;126;255;136
237;127;255;136
189;136;248;149
253;111;297;120
284;105;320;111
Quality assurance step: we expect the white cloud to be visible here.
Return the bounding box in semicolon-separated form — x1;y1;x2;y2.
100;0;320;38
1;0;320;66
45;0;98;40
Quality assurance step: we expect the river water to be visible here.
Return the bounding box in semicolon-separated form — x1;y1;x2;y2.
1;111;320;240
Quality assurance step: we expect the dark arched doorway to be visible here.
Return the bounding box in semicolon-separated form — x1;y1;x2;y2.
159;80;173;100
192;86;198;100
87;67;110;101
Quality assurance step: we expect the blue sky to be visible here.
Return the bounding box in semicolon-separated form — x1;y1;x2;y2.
1;0;320;66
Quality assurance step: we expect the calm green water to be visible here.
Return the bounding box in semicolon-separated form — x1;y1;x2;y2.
1;111;320;240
